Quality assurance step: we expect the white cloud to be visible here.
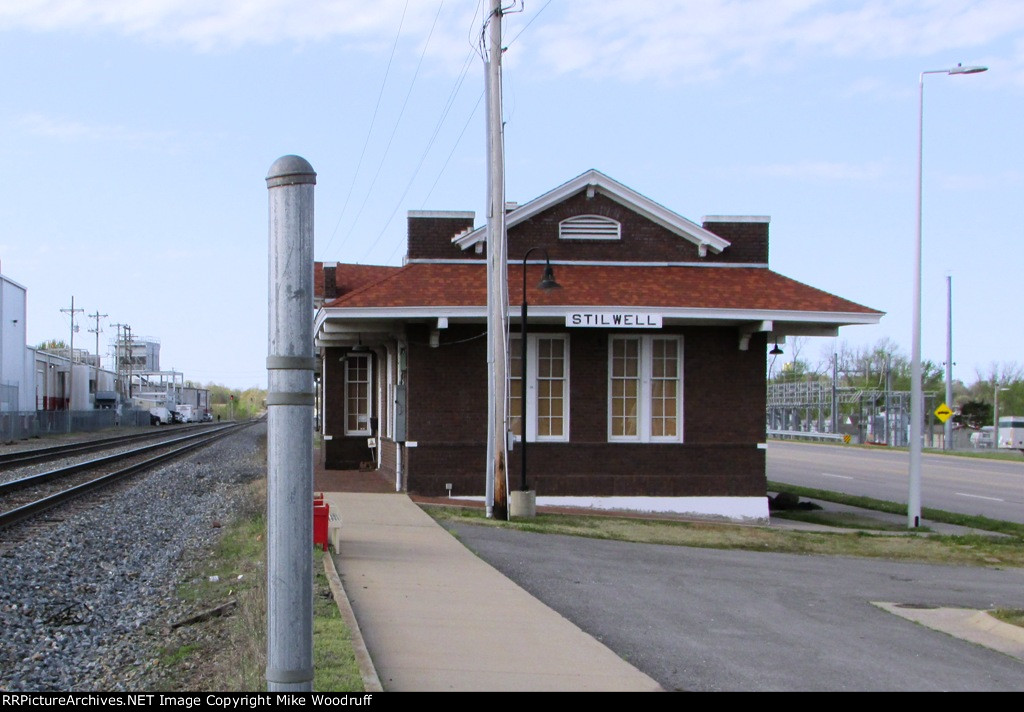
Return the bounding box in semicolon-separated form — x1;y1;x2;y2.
0;0;462;51
745;160;888;181
1;0;1023;84
937;168;1024;191
15;112;178;146
524;0;1024;83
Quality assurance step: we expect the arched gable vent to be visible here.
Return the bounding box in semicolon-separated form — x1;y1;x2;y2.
559;214;621;241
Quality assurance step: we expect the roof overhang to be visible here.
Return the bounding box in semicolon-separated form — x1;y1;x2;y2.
316;304;880;332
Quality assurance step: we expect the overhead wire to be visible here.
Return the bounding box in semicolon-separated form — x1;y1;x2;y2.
339;1;446;255
359;41;480;263
365;0;550;265
384;87;485;265
322;0;411;258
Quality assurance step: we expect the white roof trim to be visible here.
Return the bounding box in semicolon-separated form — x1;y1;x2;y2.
408;210;475;219
452;169;732;254
403;258;768;267
702;215;770;224
316;305;881;328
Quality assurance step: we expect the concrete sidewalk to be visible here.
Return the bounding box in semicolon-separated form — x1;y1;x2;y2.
322;491;662;692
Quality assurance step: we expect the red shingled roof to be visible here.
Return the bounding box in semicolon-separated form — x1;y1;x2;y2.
315;262;401;300
323;262;880;315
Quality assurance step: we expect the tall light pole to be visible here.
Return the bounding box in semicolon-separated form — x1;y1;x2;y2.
944;275;952;450
908;63;987;529
994;386;1009;450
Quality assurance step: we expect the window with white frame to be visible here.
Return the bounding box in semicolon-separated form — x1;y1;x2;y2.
344;353;372;435
608;335;682;442
509;334;569;442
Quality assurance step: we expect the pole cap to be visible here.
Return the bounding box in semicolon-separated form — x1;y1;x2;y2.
266;155;317;188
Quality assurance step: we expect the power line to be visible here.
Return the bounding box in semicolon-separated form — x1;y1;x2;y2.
356;43;479;263
338;0;446;254
322;0;411;257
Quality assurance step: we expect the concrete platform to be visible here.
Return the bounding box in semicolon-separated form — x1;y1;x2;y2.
322;491;662;692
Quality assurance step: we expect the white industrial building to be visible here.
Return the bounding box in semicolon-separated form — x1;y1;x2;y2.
0;266;207;437
0;273;36;412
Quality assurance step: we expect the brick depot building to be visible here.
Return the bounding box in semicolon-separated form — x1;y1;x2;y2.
314;170;881;520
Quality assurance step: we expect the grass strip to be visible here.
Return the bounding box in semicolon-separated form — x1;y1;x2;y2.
313;549;362;692
771;439;1024;463
991;609;1024;628
767;480;1024;538
160;482;362;691
423;504;1024;568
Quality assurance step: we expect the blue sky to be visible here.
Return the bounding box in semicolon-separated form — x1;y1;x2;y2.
0;1;1021;389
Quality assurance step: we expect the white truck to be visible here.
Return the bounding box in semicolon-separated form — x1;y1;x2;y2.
175;404;197;423
150;407;173;425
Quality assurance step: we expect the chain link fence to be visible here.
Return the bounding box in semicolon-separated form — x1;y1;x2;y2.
0;409;152;443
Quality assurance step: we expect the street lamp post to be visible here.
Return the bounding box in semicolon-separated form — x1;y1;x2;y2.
518;248;560;493
908;63;987;529
994;386;1009;450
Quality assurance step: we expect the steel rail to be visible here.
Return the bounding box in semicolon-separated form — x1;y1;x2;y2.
0;421;254;530
0;423;241;496
0;422;217;470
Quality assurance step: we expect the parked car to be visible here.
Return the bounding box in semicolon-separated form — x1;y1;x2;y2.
970;426;994;449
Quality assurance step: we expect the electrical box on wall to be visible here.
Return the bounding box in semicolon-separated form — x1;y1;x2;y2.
394;384;407;442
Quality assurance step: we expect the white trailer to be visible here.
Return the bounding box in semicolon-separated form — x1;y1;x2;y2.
996;415;1024;451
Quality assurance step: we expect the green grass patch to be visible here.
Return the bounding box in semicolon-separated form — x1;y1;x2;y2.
772;438;1024;462
159;643;201;667
161;480;362;691
922;448;1024;462
767;480;1024;538
423;504;1024;568
991;609;1024;629
313;550;362;692
771;509;928;532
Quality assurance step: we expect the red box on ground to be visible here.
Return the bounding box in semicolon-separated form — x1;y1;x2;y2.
313;494;329;551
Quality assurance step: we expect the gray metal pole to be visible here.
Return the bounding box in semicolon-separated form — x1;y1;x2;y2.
831;354;837;434
945;275;953;450
909;64;987;529
265;155;316;692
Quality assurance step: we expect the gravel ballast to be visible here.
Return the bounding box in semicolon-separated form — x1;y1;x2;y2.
0;422;266;691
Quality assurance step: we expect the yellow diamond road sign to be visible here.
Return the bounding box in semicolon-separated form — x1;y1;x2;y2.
934;403;953;423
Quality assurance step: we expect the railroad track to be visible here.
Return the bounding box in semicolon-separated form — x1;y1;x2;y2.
0;421;254;531
0;422;219;470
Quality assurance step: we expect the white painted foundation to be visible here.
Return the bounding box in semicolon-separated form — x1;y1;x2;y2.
450;495;769;522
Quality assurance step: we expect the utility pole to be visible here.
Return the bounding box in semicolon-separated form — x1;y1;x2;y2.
88;311;107;406
484;0;509;520
125;325;134;399
60;297;84;432
111;323;125;400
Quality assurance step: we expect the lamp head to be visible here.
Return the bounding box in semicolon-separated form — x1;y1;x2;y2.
538;261;561;290
949;63;987;75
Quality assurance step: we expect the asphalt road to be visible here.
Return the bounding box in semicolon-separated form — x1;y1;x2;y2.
448;523;1024;691
768;441;1024;523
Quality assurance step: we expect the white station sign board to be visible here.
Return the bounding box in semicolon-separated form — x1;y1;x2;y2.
566;312;663;328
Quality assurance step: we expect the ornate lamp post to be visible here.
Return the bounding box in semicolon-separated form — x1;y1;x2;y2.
518;247;560;497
